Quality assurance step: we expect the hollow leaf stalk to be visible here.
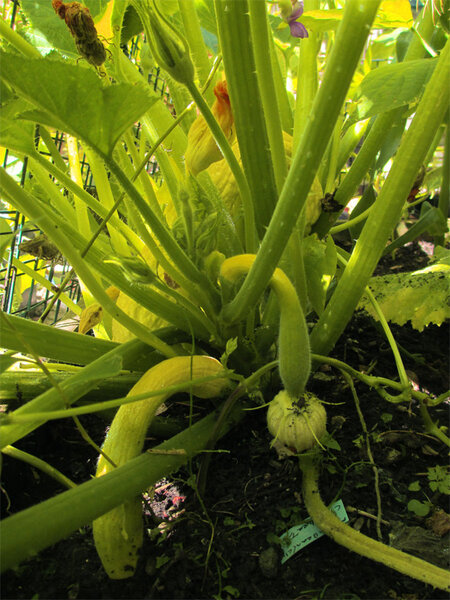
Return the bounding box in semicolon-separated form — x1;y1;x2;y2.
103;155;220;311
313;0;438;237
0;168;177;358
214;0;279;238
177;0;212;94
293;0;320;149
248;0;287;192
222;0;381;325
310;37;450;357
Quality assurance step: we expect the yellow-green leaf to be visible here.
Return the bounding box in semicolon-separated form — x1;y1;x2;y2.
358;261;450;331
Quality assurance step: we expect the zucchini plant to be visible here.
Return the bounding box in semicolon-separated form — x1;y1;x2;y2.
0;0;448;591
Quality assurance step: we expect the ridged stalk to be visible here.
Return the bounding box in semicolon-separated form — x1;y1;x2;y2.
293;0;320;148
214;0;278;237
248;0;287;192
0;168;177;358
310;37;450;357
0;336;155;449
222;0;381;325
177;0;212;91
313;0;438;237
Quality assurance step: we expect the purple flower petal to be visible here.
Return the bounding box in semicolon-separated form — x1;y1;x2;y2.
290;2;304;20
289;20;308;38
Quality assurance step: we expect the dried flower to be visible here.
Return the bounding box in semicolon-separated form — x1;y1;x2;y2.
52;0;106;66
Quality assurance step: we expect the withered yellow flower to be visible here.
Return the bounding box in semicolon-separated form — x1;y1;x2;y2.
185;80;235;176
79;303;103;335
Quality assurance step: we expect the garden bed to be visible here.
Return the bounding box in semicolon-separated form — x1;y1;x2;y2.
2;244;448;600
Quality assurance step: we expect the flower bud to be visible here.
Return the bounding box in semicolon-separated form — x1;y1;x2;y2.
267;390;327;453
145;0;195;85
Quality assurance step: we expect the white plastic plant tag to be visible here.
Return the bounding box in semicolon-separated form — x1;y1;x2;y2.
280;500;349;564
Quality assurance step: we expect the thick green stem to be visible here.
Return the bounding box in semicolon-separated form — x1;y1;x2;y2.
0;336;155;449
248;0;287;192
222;1;381;325
313;0;438;237
310;38;450;357
0;168;177;358
105;155;219;309
30;151;141;249
293;0;319;149
299;455;450;592
0;17;41;58
0;405;244;573
313;108;404;237
83;148;131;256
214;0;278;237
436;113;449;247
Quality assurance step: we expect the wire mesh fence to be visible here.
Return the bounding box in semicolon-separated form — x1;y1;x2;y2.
0;1;168;328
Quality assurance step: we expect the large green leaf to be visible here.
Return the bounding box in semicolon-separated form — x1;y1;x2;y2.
348;59;437;126
0;99;36;157
358;259;450;331
0;52;158;157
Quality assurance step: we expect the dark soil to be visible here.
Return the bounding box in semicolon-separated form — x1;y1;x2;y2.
2;242;449;600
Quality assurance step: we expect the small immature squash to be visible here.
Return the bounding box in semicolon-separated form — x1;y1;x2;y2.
267;390;327;452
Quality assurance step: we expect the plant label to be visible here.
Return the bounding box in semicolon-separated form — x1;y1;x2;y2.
280;500;349;563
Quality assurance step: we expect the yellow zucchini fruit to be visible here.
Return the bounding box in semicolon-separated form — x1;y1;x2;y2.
221;254;311;397
93;355;229;579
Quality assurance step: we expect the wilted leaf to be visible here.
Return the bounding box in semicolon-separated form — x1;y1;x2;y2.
427;510;450;537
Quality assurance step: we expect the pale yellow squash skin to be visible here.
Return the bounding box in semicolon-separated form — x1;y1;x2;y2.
93;356;229;579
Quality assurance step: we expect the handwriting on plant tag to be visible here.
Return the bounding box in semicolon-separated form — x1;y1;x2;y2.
280;500;349;564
